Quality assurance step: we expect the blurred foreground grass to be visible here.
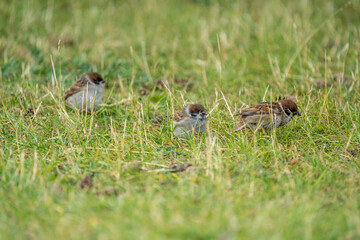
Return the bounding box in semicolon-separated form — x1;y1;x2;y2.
0;0;360;239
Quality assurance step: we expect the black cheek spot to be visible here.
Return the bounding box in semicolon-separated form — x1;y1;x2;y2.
285;109;292;116
95;78;103;84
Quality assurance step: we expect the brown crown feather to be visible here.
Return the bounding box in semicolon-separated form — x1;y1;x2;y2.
278;99;298;112
86;72;104;84
187;104;206;114
173;104;206;122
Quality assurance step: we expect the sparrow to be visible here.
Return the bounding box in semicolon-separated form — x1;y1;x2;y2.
64;72;105;111
237;99;301;132
173;104;207;139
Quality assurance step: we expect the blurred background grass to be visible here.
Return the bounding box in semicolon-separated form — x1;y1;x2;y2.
0;0;359;239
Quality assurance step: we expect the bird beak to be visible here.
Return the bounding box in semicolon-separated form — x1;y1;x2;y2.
296;110;301;116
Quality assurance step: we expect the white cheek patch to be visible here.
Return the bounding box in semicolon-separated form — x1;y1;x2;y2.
184;105;190;117
278;102;285;114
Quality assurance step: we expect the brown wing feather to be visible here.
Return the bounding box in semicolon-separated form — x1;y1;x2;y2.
174;108;187;122
64;78;88;100
239;106;262;116
239;102;280;116
257;102;281;113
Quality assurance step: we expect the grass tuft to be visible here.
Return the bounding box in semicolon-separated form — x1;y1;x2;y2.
0;0;359;239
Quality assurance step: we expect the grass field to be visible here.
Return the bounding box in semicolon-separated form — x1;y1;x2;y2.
1;0;360;239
